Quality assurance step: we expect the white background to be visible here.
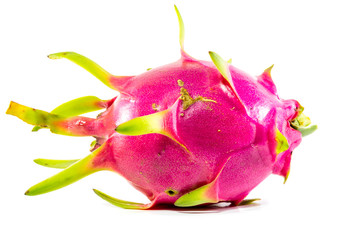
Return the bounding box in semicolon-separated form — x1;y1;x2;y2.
1;0;359;239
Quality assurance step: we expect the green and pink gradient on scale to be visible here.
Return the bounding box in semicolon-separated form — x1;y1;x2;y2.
6;5;316;209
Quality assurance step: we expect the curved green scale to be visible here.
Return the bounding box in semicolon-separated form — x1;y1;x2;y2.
208;51;243;102
275;128;289;154
174;5;196;61
209;51;232;83
174;5;185;51
34;158;79;169
93;189;153;210
115;108;189;152
32;96;106;132
25;144;108;196
115;109;169;136
175;157;231;207
174;182;219;207
48;52;115;90
51;96;105;116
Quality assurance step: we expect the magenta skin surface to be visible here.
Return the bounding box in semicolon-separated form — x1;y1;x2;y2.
87;54;302;206
5;6;315;209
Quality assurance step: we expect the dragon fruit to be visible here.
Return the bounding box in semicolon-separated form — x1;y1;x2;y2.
6;5;316;209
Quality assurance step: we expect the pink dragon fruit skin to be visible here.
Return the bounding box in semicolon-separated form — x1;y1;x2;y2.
6;5;316;209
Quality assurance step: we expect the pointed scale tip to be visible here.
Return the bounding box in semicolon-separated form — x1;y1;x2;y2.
33;158;79;169
174;5;185;51
258;64;277;95
265;64;274;73
48;52;78;60
208;51;231;82
283;170;290;184
6;101;16;115
238;198;261;206
47;53;64;59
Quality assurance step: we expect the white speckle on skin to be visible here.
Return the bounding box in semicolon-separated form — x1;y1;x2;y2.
76;120;86;126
